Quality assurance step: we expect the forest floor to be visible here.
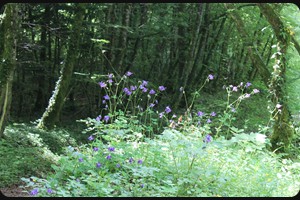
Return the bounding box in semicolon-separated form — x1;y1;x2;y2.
0;183;31;197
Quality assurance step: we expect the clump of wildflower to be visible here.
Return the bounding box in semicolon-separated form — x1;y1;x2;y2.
246;82;251;88
149;103;155;108
93;147;99;152
96;115;101;121
79;158;83;162
129;157;134;163
253;89;260;94
108;73;114;79
159;112;164;118
137;159;143;164
197;111;204;117
30;188;38;196
116;163;121;168
208;74;214;80
107;79;113;84
123;87;132;95
204;134;212;143
210;111;216;117
244;93;251;98
103;94;110;100
149;89;156;95
207;119;212;123
232;86;238;92
141;80;148;87
130;85;137;91
47;188;53;194
106;155;112;160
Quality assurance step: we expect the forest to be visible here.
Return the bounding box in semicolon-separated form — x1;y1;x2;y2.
0;3;300;197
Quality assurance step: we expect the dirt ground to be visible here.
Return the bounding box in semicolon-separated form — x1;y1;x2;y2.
0;184;31;197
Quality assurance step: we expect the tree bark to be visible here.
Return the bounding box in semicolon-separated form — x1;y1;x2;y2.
257;3;294;151
37;3;86;129
0;4;20;137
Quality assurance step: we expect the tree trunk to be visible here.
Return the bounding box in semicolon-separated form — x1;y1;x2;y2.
257;3;294;152
37;4;86;129
0;4;20;137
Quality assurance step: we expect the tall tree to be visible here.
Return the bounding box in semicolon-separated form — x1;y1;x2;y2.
37;3;86;129
257;3;295;151
0;4;21;137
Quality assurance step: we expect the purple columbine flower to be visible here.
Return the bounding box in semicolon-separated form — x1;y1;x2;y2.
246;82;252;88
149;89;156;95
103;94;110;100
165;106;172;114
103;115;110;123
130;85;137;91
116;163;121;168
197;111;204;117
96;162;102;168
47;188;53;194
96;115;102;121
125;71;133;77
93;147;99;151
208;74;214;80
158;86;166;91
99;81;107;88
106;155;112;160
207;119;212;123
88;135;94;141
107;79;113;84
210;112;216;117
149;103;155;108
108;73;114;79
123;87;132;95
253;89;260;94
245;93;251;98
232;86;238;92
141;80;148;86
108;147;115;152
159;112;164;118
141;184;144;188
30;188;38;196
129;157;134;164
142;87;148;93
79;158;83;162
204;134;212;143
138;159;143;164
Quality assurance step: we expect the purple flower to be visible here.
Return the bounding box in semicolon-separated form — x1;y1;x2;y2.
138;159;143;164
96;162;102;168
130;85;137;91
107;79;113;84
116;163;121;168
88;135;94;141
103;94;110;100
30;188;38;196
125;71;133;77
210;112;216;117
93;147;99;152
246;82;252;88
208;74;214;80
142;87;148;93
253;89;260;94
79;158;83;162
141;184;144;188
96;115;102;121
129;157;134;164
141;80;148;86
165;106;172;114
204;134;212;143
158;86;166;91
108;147;115;152
103;115;110;123
149;89;156;95
99;81;107;88
102;100;106;104
123;87;132;95
197;111;204;117
244;93;251;98
106;155;112;160
108;73;114;79
276;104;282;109
207;119;212;123
47;188;53;194
159;112;164;118
232;86;238;92
231;107;236;112
149;103;155;108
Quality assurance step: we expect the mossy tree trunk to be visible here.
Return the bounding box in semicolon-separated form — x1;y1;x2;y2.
37;4;86;129
0;4;20;137
257;3;294;152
